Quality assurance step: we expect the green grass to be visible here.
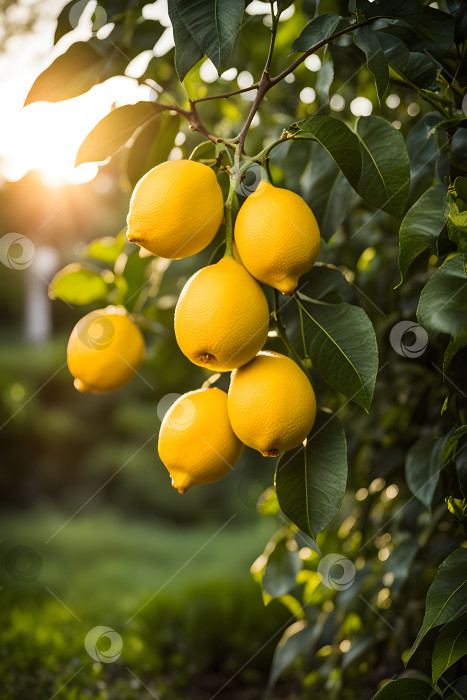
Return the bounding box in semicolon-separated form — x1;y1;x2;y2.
0;510;293;699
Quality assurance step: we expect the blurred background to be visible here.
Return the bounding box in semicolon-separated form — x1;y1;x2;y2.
1;0;463;698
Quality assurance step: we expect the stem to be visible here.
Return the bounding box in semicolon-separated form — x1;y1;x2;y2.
297;299;310;360
237;3;279;156
274;289;306;368
192;83;260;104
269;20;369;86
223;169;241;257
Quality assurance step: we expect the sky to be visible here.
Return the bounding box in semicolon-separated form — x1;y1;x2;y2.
0;0;173;185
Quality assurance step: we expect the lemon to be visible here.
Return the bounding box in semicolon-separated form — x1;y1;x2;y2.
174;256;270;371
158;387;244;493
127;159;224;259
234;181;320;295
228;351;316;456
67;306;145;393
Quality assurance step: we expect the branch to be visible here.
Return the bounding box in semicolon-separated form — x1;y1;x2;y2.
237;4;279;157
153;101;221;145
270;20;367;86
191;83;260;104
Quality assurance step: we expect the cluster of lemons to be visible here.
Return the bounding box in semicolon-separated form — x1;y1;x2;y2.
67;159;321;493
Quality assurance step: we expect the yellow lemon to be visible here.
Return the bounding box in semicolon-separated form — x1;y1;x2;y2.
234;181;320;295
127;159;224;259
158;387;244;493
228;351;316;456
174;256;270;371
67;307;145;393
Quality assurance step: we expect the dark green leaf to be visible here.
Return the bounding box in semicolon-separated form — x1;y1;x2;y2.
354;27;389;103
167;0;204;80
444;329;467;373
356;0;422;26
451;129;467;172
302;144;356;241
384;7;455;60
170;0;244;75
398;185;448;284
126;112;180;187
444;676;467;700
262;539;302;599
131;19;165;53
291;13;343;53
432;610;467;682
385;538;419;595
49;264;109;305
407;548;467;661
457;444;467;500
355;115;410;218
301;263;354;304
406;112;443;191
297;296;378;411
417;255;467;336
372;678;437;699
378;32;438;90
275;411;348;538
76;102;163;166
54;0;90;44
315;52;334;103
447;0;467;43
269;625;314;687
99;0;139;21
288;116;362;191
25;41;105;105
405;435;447;510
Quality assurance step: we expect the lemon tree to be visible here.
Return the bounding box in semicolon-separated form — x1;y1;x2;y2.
28;0;467;697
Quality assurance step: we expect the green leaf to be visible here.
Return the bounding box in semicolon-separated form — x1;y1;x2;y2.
269;624;314;687
291;13;343;52
372;678;437;699
289;116;362;191
275;411;348;538
301;263;354;304
262;539;302;599
444;329;467;372
386;7;455;60
54;0;90;44
49;264;109;305
189;140;217;163
405;435;447;511
169;0;244;76
444;677;467;700
84;234;126;264
167;0;204;80
385;538;419;596
407;548;467;661
398;185;448;284
75;102;163;166
355;115;410;218
432;610;467;683
126;112;180;187
417;255;467;336
455;441;467;499
297;296;378;411
302;144;356;241
450;129;467;174
354;27;389;103
315;52;334;103
25;41;105;105
378;32;438;90
356;0;422;26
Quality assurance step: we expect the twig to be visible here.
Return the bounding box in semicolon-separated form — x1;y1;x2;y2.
191;83;260;104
